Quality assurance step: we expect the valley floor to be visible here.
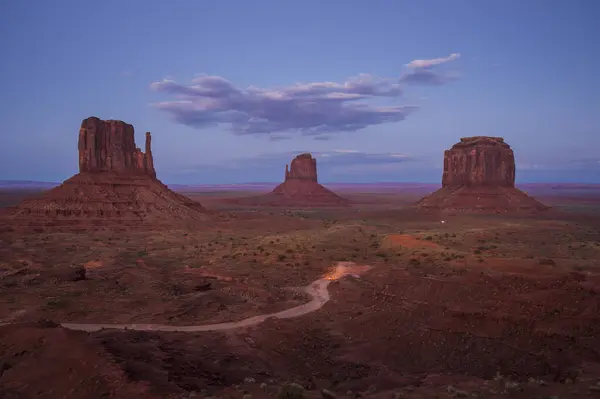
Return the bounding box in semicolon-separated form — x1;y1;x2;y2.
1;187;600;398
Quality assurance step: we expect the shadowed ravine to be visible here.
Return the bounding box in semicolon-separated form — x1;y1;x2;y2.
59;262;371;333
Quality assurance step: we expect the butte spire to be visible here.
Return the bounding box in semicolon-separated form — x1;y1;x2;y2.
416;136;548;213
1;117;207;229
232;153;348;207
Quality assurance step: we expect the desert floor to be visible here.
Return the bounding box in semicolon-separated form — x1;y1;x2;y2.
1;184;600;399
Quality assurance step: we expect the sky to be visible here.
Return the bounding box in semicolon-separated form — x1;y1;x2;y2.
0;0;599;184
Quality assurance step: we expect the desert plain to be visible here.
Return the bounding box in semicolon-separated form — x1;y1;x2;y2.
1;181;600;399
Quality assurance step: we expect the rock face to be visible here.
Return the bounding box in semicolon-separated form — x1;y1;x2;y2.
285;153;318;182
442;137;515;187
1;117;208;230
417;137;547;213
78;117;156;177
235;153;348;207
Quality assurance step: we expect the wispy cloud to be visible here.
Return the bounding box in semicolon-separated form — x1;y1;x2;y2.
516;158;600;171
248;149;415;166
268;135;292;142
401;53;461;86
406;53;461;69
162;149;421;183
169;150;414;172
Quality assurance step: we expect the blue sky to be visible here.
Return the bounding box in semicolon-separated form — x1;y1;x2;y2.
0;0;598;184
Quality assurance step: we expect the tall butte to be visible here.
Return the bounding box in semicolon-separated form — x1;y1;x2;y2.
238;153;348;206
2;117;207;229
416;136;548;213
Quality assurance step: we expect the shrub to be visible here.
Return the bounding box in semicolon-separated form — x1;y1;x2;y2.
278;384;305;399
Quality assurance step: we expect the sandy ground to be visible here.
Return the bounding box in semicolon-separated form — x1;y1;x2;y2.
1;187;600;398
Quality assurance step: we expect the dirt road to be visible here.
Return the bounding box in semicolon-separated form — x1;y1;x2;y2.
60;262;370;333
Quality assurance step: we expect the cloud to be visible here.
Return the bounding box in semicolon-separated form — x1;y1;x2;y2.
401;53;461;86
406;53;461;69
150;74;418;135
401;69;459;86
250;149;415;167
162;149;420;183
268;135;292;142
312;136;331;141
170;150;414;173
516;158;600;171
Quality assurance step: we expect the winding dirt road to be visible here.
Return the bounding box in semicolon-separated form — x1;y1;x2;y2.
59;262;371;333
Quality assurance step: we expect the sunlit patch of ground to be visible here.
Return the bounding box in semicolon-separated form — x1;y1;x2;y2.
83;260;103;270
322;261;371;280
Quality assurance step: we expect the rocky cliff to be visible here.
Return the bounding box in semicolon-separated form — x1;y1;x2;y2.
416;136;547;213
442;136;515;188
285;153;318;182
78;117;156;178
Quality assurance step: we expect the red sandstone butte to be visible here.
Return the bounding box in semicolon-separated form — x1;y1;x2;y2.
237;153;348;207
1;117;207;230
78;117;156;178
416;136;548;213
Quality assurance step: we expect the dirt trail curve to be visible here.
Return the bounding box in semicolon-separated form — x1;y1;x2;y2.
58;262;371;333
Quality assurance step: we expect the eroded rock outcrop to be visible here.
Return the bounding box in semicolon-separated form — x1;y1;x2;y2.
417;137;547;213
442;137;515;187
285;153;318;182
2;117;207;230
78;117;156;177
234;153;348;207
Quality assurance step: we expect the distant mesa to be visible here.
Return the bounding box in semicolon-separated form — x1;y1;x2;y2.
416;136;548;213
1;117;208;229
233;153;349;207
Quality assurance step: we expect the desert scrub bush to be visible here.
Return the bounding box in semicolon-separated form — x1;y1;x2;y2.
424;236;433;241
46;298;69;308
409;258;420;266
278;254;287;261
278;383;305;399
